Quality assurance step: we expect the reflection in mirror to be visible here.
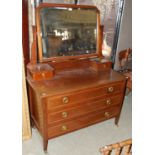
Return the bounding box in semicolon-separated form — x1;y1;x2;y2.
40;7;98;58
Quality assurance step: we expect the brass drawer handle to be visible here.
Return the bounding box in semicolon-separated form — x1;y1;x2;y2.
61;125;67;131
106;99;112;105
62;96;69;104
42;72;45;78
104;112;110;118
62;112;68;118
108;86;114;93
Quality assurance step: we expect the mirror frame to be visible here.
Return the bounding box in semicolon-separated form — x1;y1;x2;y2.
36;3;102;62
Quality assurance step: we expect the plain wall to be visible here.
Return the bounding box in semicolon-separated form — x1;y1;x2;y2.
114;0;132;70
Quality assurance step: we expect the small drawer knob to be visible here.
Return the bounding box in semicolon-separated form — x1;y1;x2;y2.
62;112;68;118
106;99;112;105
104;112;110;118
42;72;46;78
108;87;114;93
61;125;67;131
62;96;69;104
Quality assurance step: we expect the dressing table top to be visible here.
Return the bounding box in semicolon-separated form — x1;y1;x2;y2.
27;67;125;97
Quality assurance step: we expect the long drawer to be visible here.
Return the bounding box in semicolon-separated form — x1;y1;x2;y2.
47;82;125;108
47;94;123;124
47;106;120;138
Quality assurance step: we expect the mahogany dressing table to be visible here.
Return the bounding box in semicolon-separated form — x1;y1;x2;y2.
27;3;126;151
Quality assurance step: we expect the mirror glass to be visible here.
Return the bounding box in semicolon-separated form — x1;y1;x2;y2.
39;7;98;58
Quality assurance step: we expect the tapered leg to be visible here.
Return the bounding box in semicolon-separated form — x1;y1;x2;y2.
30;118;35;128
126;88;131;95
43;138;48;152
115;115;120;126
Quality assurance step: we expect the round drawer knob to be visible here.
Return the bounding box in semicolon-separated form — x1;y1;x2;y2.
61;125;67;131
62;112;68;118
106;99;112;105
42;72;46;78
62;96;69;104
108;87;114;93
104;112;110;118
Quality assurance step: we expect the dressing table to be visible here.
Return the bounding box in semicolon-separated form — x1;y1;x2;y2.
27;3;126;151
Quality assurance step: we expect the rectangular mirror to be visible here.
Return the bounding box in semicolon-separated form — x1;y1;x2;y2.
36;4;100;61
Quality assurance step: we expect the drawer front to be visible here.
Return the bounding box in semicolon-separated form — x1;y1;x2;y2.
47;95;122;124
47;106;119;138
47;82;125;108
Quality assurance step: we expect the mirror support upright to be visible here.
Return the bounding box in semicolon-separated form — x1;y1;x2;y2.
30;26;37;64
